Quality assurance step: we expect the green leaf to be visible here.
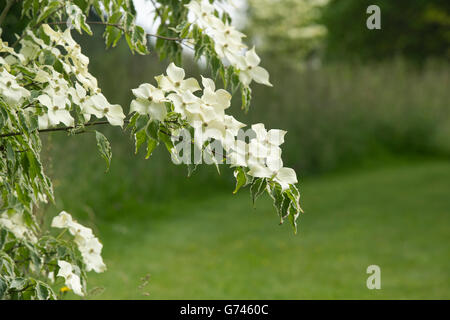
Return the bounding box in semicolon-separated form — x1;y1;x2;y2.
0;228;7;250
180;22;191;38
288;203;300;234
268;183;284;218
126;112;140;131
134;130;147;154
158;130;174;154
95;131;112;172
10;278;28;291
0;276;7;299
104;12;123;47
24;242;41;270
146;120;160;140
186;163;198;177
250;178;267;206
28;114;39;132
241;85;252;112
35;281;55;300
0;253;16;277
210;55;221;80
36;1;60;25
135;114;150;133
145;138;158;159
233;167;247;194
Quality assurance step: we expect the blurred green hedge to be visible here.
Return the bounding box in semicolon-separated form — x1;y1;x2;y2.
321;0;450;63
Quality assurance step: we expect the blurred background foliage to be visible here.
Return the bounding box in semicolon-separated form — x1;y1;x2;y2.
321;0;450;63
246;0;450;66
1;0;449;298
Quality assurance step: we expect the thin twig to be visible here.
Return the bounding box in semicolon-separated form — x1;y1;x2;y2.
1;119;177;140
149;0;163;20
46;20;185;42
0;120;119;138
0;120;227;160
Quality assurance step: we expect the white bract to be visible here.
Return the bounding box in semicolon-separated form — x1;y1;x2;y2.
155;63;200;93
0;68;30;106
186;0;216;28
185;0;271;87
235;48;272;87
57;260;84;296
246;123;297;190
130;83;168;121
68;83;91;122
0;212;37;242
37;93;74;129
52;211;106;274
86;93;126;127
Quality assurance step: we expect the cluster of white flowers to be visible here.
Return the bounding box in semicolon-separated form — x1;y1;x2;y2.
0;35;31;107
0;67;31;106
51;211;106;295
186;0;272;87
0;24;126;129
0;211;37;243
245;124;297;191
56;260;84;296
131;63;297;190
52;211;106;273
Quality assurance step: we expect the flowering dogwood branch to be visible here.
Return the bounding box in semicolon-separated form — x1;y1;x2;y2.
0;0;303;300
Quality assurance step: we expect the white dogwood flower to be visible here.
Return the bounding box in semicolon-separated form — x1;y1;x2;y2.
86;93;125;126
273;167;298;191
236;47;272;87
70;224;95;243
156;63;200;93
0;211;37;242
210;19;246;64
51;211;73;229
0;69;30;106
186;0;215;28
130;83;168;121
251;123;286;147
227;140;248;167
37;93;74;128
40;24;97;91
180;77;232;132
77;237;106;273
57;261;83;296
248;157;297;191
19;39;41;62
167;90;202;119
68;83;91;121
224;115;246;137
201;76;232;112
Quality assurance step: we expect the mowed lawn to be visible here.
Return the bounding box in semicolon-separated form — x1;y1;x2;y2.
83;161;449;299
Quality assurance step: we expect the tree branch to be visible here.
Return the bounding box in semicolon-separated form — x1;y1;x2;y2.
46;21;185;42
0;119;179;141
0;120;226;160
0;120;122;138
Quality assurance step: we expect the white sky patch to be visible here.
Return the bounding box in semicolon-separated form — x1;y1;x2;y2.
132;0;247;67
133;0;157;34
133;0;248;34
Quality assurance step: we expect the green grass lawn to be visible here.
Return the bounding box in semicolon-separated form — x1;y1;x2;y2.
80;160;449;299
